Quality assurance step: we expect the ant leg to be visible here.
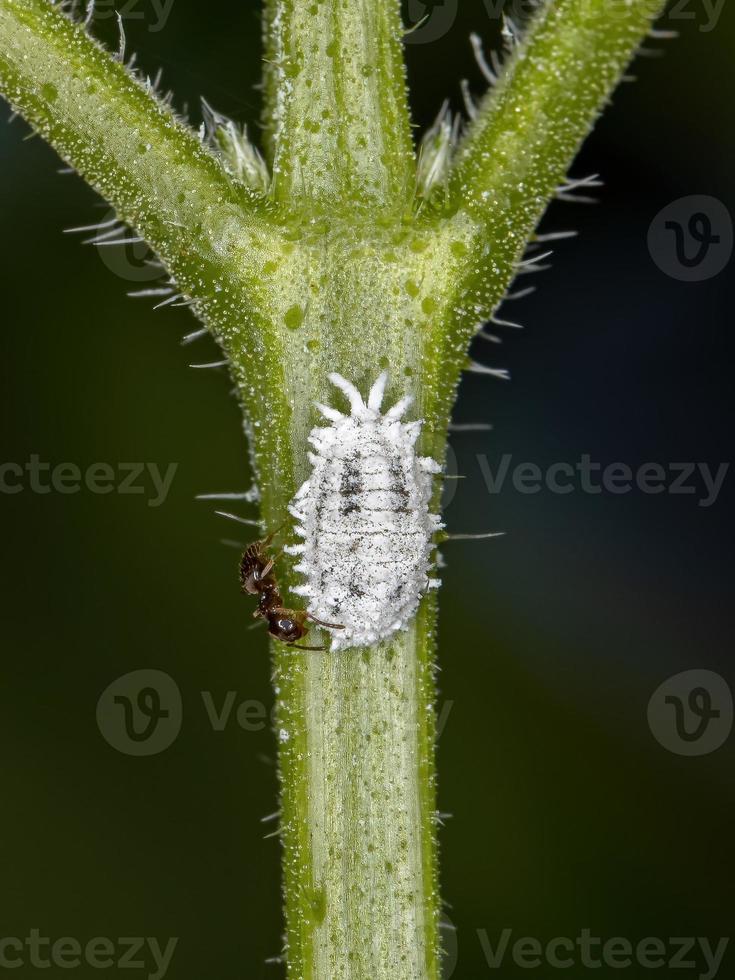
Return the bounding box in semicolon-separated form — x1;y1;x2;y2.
290;643;326;652
262;522;288;548
306;613;345;630
260;548;286;579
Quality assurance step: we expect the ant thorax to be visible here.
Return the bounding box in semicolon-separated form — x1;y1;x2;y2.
286;372;442;651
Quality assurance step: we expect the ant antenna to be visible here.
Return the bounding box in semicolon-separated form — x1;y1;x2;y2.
306;613;346;630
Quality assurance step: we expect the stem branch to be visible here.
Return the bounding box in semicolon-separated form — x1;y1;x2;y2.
262;0;414;210
0;0;279;318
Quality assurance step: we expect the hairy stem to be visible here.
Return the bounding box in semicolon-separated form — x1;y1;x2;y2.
0;0;279;328
234;244;451;979
275;613;440;979
452;0;665;220
262;0;414;209
419;0;666;447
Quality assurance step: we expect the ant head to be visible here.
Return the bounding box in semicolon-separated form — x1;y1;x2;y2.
268;612;308;644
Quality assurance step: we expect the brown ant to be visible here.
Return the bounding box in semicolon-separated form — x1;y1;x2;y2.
239;525;344;650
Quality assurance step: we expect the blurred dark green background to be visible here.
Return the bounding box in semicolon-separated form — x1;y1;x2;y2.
1;1;733;977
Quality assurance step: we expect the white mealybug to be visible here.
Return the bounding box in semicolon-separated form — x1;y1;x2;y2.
286;372;443;651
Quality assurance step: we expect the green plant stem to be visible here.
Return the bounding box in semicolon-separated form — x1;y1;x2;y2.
262;0;414;208
452;0;665;221
234;242;457;978
0;0;278;331
274;602;441;979
0;0;667;977
423;0;667;433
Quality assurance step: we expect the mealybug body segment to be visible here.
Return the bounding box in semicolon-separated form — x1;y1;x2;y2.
287;372;442;651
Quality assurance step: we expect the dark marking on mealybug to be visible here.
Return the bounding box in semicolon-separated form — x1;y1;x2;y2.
288;373;443;650
389;459;411;502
